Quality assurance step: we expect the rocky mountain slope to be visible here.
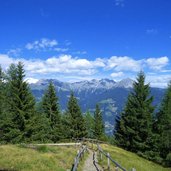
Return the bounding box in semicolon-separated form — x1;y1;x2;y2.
30;78;165;134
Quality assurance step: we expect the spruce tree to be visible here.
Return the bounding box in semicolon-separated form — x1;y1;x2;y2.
67;92;87;138
84;111;94;138
94;104;105;140
115;72;154;154
0;66;6;141
156;82;171;166
0;66;5;116
2;62;36;143
42;82;62;142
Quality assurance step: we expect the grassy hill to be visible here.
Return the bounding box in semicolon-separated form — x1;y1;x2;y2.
98;144;171;171
0;143;171;171
0;144;79;171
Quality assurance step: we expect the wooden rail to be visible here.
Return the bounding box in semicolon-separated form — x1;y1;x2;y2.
71;145;87;171
97;144;136;171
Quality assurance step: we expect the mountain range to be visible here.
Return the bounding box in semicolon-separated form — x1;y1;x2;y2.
30;78;165;134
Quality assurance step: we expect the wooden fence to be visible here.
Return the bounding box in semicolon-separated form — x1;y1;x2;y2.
97;144;136;171
71;145;87;171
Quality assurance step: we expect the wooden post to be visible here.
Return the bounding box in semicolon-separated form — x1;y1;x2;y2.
77;150;79;163
107;152;110;170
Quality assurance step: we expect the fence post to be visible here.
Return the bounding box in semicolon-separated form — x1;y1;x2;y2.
77;150;80;163
107;152;110;170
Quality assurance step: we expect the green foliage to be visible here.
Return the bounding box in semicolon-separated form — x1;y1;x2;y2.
155;82;171;167
66;92;87;138
0;62;36;143
115;72;154;154
41;82;62;142
84;111;94;138
94;104;105;140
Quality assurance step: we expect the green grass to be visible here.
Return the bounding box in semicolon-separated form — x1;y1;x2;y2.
98;144;171;171
0;144;80;171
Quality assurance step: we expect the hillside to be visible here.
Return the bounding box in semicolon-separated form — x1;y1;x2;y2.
30;78;165;134
0;143;171;171
0;145;79;171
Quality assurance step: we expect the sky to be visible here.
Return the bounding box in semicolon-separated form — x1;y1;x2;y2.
0;0;171;87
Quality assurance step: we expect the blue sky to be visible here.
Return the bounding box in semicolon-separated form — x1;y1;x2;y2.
0;0;171;87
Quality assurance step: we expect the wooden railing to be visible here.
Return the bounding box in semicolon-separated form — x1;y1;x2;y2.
71;145;87;171
97;144;136;171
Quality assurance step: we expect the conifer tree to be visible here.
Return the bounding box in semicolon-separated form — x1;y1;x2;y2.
156;82;171;166
42;82;62;142
94;104;105;140
84;111;94;138
115;72;154;154
0;66;6;141
1;62;36;143
0;66;5;116
67;92;87;138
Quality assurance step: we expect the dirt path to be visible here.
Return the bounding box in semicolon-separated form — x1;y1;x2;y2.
82;149;103;171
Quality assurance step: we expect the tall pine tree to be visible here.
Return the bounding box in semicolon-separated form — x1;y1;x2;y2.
41;82;62;142
0;66;5;116
84;111;94;138
115;72;154;154
94;104;105;140
66;92;87;138
1;62;36;143
156;82;171;166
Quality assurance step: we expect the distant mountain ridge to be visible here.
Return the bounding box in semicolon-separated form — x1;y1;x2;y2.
31;78;134;90
30;78;165;134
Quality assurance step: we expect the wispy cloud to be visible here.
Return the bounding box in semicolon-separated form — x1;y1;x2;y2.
54;48;69;52
64;40;72;46
7;48;21;57
115;0;125;7
25;38;58;51
73;51;87;55
146;29;158;35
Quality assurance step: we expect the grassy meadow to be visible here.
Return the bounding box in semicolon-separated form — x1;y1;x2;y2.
98;144;171;171
0;144;80;171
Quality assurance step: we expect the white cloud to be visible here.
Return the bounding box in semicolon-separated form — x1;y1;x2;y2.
25;77;39;84
0;54;15;69
111;72;124;78
107;56;142;72
1;54;170;88
25;38;58;50
146;56;169;70
146;74;171;88
20;55;105;76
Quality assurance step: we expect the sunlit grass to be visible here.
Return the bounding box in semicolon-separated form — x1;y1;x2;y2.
0;144;80;171
98;144;171;171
